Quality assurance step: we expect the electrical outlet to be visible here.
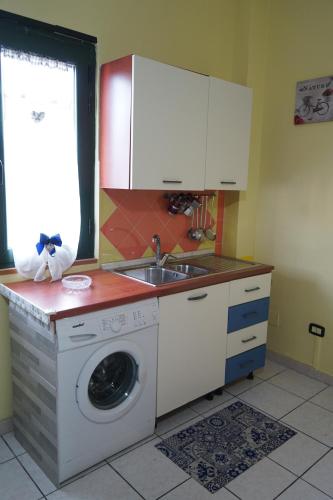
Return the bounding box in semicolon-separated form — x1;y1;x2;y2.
269;309;280;327
309;323;325;337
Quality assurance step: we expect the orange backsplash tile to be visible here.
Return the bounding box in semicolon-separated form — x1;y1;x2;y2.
101;189;224;261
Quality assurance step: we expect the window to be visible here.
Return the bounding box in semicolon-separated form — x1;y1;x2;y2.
0;10;96;269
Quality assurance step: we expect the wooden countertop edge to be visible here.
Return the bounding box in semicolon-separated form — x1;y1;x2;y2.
50;264;274;320
2;264;274;321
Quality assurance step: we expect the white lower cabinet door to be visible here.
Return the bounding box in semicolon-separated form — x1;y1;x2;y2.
157;283;228;417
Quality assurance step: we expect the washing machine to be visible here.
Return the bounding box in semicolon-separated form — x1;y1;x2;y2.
56;298;159;483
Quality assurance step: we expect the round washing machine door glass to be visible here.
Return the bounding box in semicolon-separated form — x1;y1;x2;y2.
88;352;137;410
76;340;147;423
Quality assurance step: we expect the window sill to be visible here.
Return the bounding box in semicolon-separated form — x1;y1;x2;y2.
0;258;98;276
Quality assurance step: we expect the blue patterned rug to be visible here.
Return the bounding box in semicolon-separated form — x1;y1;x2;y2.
156;401;296;493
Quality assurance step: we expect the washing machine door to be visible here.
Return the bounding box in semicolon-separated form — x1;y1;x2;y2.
76;340;147;423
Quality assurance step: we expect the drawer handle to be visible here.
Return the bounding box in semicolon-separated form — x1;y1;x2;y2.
72;322;85;329
220;181;237;185
239;359;255;368
241;335;257;344
242;311;257;318
244;286;261;293
187;293;208;301
162;180;183;184
69;334;97;342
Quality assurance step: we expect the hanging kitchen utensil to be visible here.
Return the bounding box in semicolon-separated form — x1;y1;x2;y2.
195;204;203;241
187;209;197;240
203;196;208;232
205;196;216;241
196;196;205;241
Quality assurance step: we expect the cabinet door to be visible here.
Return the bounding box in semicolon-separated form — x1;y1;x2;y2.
131;56;208;190
205;77;252;190
157;283;228;417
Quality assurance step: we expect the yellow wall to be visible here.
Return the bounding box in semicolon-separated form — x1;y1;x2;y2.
2;0;332;425
254;0;333;375
0;0;240;421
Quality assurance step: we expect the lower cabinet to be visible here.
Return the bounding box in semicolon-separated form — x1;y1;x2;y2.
156;272;272;417
157;283;228;417
225;345;266;384
225;273;272;384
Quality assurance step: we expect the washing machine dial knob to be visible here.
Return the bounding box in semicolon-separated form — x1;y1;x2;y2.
110;318;122;333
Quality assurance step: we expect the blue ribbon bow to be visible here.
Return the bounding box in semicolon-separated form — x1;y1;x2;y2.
36;233;62;256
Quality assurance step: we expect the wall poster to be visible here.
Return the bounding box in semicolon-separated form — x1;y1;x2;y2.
294;76;333;125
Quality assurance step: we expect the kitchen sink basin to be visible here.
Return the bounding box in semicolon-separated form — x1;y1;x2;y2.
167;264;209;276
120;266;189;286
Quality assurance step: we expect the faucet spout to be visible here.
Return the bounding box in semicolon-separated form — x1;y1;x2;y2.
152;234;161;267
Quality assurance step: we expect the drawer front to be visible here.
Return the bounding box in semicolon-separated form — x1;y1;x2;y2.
228;297;269;333
225;345;266;384
227;322;267;358
229;273;271;306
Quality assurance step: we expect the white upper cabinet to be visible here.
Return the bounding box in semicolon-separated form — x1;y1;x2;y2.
131;56;208;190
205;77;252;191
100;56;252;191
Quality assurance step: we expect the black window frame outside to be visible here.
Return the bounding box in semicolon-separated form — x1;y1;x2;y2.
0;10;96;269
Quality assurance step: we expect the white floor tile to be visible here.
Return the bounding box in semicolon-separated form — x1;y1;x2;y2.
0;458;42;500
238;381;304;418
310;385;333;413
268;431;329;475
112;437;189;499
18;453;57;495
202;398;238;417
268;369;327;399
303;450;333;497
255;359;286;380
189;391;233;414
47;464;140;500
155;406;198;435
0;437;14;463
226;457;296;500
3;431;25;456
225;376;262;396
60;461;106;488
282;402;333;446
277;479;331;499
162;478;238;499
106;434;157;463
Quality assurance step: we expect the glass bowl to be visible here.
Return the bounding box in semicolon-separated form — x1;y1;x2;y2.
62;275;92;290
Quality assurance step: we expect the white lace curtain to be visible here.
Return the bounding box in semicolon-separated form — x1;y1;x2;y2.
1;47;81;280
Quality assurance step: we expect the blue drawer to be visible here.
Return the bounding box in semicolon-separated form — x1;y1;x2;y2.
225;345;266;384
228;297;270;333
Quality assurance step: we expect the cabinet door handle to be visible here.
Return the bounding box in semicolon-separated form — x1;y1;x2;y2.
220;181;237;185
239;359;255;368
187;293;208;301
72;322;85;328
69;334;97;342
242;311;257;318
241;335;257;343
244;286;261;293
162;179;183;184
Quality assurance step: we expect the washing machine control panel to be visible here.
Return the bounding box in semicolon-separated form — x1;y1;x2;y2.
101;305;156;334
56;298;159;351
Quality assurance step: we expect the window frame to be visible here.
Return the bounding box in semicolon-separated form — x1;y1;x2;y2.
0;10;96;269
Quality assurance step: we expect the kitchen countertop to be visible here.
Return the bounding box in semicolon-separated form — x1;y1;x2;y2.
0;255;273;324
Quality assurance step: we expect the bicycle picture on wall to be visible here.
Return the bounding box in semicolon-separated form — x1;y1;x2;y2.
294;75;333;125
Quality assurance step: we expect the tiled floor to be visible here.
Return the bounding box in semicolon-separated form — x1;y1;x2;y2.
1;359;333;499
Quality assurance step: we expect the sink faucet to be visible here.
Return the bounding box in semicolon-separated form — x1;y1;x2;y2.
152;234;178;267
152;234;162;267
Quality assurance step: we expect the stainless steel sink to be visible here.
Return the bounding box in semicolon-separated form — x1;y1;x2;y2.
120;266;189;286
167;264;209;276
